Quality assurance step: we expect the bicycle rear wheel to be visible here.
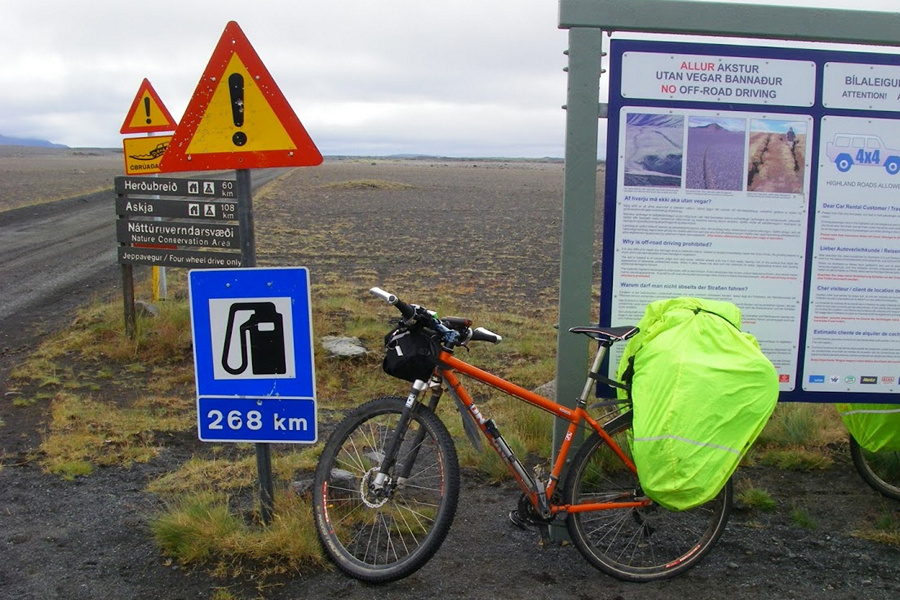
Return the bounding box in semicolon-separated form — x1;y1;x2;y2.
313;396;460;582
849;434;900;501
564;411;732;582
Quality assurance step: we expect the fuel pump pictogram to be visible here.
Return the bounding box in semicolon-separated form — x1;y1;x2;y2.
221;302;286;375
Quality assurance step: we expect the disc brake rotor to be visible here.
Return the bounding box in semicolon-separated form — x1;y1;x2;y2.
360;467;390;508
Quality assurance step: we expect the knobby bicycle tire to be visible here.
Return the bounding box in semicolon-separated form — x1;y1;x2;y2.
849;434;900;501
564;411;732;582
313;396;460;582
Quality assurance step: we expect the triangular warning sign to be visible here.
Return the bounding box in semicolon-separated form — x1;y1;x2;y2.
120;79;178;134
159;21;322;172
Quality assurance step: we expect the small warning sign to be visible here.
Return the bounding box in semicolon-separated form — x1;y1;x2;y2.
122;135;172;175
120;79;177;134
160;21;322;172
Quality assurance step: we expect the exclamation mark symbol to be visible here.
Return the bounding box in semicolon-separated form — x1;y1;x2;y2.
143;97;152;125
229;73;247;147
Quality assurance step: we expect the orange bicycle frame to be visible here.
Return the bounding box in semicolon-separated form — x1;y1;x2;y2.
436;349;647;515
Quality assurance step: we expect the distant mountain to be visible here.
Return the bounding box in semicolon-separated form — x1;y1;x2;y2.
0;134;67;148
696;123;726;132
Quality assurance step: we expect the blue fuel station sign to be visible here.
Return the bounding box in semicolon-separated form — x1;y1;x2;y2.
189;267;317;443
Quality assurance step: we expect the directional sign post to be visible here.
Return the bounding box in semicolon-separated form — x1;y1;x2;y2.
115;197;238;220
116;220;241;249
115;176;242;265
115;175;243;336
115;176;237;198
119;79;180;304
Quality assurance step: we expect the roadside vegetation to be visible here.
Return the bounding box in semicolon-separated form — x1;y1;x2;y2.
4;272;896;590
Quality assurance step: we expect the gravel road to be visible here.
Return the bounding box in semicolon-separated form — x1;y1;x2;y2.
0;191;119;351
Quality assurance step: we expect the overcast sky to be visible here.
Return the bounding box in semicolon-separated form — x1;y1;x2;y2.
1;0;898;157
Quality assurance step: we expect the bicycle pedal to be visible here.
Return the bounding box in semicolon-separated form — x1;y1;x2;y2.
508;509;529;530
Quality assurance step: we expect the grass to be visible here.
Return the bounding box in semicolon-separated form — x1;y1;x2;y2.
735;482;776;511
747;402;845;471
8;274;559;578
40;392;193;479
758;448;833;471
317;179;413;191
7;278;197;479
790;505;817;530
853;509;900;546
142;278;560;576
757;403;845;448
151;489;326;576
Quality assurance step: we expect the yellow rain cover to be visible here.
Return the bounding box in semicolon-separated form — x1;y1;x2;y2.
617;298;779;510
836;403;900;452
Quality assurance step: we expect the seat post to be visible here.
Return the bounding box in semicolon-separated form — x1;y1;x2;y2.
578;342;610;404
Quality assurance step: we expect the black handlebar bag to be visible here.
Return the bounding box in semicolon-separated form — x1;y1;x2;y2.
382;325;440;382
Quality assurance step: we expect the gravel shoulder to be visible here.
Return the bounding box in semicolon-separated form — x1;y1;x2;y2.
0;155;898;599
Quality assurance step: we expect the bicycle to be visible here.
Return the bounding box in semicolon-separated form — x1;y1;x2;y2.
312;288;733;583
850;435;900;501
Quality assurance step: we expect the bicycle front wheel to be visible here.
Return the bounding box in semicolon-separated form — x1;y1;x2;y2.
850;434;900;501
313;396;460;582
564;411;732;582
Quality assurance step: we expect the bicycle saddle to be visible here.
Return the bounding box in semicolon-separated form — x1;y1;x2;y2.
569;325;639;343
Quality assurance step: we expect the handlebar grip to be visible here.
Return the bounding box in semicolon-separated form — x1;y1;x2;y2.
370;287;397;304
470;327;502;344
369;287;416;320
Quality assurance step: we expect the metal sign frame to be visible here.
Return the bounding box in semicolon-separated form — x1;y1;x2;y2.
553;0;900;450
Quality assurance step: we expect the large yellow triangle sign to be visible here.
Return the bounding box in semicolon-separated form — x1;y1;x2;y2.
160;21;322;171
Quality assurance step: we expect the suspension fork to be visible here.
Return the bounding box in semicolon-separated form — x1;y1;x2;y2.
372;379;429;489
373;377;444;488
395;377;444;480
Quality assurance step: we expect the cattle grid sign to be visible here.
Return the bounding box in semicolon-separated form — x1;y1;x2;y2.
601;38;900;404
115;176;243;269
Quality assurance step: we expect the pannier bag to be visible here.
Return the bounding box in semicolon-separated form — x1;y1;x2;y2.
382;325;439;382
837;403;900;452
616;297;779;511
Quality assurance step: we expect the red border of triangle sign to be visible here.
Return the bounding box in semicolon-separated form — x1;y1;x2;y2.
160;21;322;172
120;79;177;134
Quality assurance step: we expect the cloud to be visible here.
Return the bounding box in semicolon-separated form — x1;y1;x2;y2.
2;0;898;155
0;0;568;155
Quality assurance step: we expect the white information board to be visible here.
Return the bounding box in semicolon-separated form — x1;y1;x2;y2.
602;39;900;402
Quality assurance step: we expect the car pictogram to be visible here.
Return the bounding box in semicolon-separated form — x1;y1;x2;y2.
826;133;900;175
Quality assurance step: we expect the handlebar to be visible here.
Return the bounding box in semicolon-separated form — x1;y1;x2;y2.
470;327;502;344
370;286;417;321
369;287;502;347
369;287;396;304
